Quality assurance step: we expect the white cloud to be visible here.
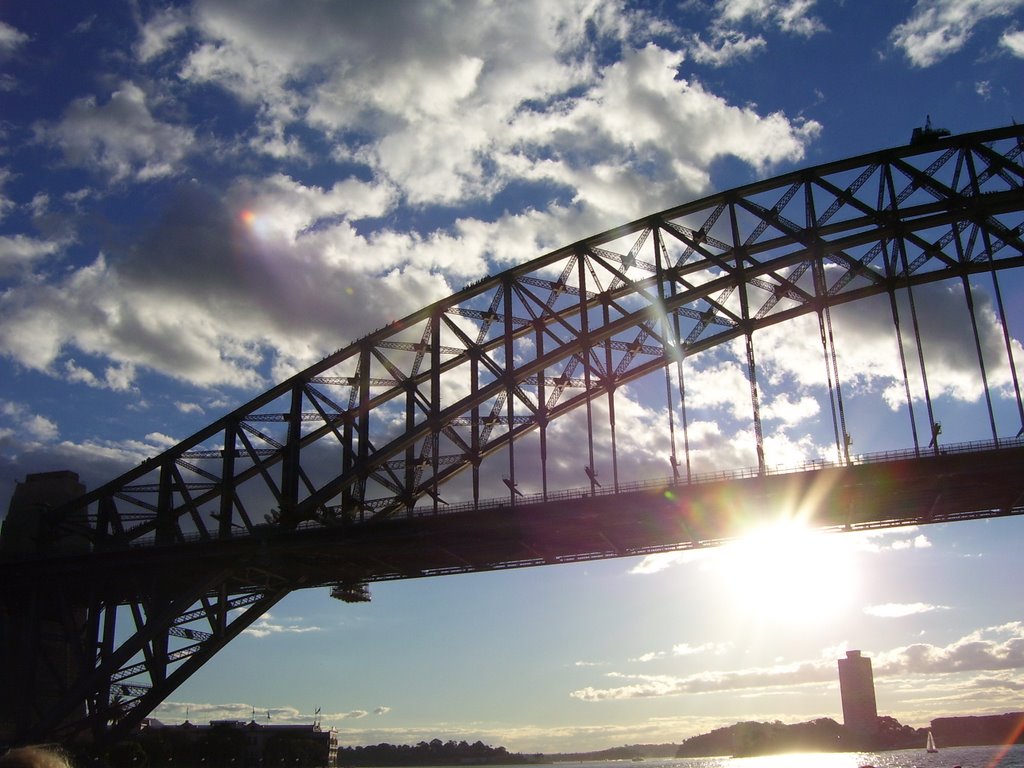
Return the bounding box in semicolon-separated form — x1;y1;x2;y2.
38;82;195;181
24;414;58;441
853;530;932;553
864;602;950;618
65;360;136;391
0;234;63;277
0;20;29;60
0;168;15;220
0;253;219;383
0;165;456;389
1001;27;1024;55
891;534;933;551
337;710;369;720
507;44;819;217
687;30;767;66
302;2;615;203
144;432;179;448
761;393;820;427
173;1;818;215
135;7;190;62
1;2;822;414
684;359;753;420
891;0;1024;67
1;400;59;442
629;550;703;574
230;173;396;242
713;0;826;36
631;651;666;662
243;613;322;639
571;625;1024;702
673;642;731;656
179;1;583;172
875;622;1024;674
775;0;826;36
570;658;833;701
104;362;136;392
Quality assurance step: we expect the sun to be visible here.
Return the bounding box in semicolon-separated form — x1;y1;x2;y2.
714;521;859;625
238;208;276;240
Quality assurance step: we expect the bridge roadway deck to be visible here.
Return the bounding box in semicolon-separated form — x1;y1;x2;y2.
2;441;1022;605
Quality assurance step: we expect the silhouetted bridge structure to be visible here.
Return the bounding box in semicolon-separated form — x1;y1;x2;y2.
2;124;1023;747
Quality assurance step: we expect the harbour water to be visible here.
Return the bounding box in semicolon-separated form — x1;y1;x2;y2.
536;745;1024;768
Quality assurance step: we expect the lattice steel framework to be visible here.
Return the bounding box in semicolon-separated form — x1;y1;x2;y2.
3;124;1024;746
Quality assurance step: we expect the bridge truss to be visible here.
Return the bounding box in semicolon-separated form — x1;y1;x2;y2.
2;124;1024;746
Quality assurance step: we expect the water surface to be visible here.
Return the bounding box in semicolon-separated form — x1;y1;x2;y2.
537;746;1024;768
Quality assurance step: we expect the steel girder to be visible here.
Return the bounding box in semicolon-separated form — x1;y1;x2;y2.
2;123;1024;745
43;124;1024;539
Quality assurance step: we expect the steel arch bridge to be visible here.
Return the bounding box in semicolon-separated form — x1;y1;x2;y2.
3;124;1024;747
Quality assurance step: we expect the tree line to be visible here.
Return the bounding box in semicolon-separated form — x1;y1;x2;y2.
337;739;532;766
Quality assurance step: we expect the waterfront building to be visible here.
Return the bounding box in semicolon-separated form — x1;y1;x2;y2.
838;650;878;738
141;718;338;767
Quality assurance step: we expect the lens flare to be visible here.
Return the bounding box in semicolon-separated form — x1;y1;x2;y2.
238;208;275;240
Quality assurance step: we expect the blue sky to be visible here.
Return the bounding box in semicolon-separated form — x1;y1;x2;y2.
2;0;1024;754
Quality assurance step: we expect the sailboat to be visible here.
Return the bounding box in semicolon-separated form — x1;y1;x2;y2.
926;730;939;753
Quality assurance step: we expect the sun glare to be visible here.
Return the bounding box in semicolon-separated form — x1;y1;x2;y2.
716;521;858;625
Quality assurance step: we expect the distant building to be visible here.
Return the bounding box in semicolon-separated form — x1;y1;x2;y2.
838;650;878;738
142;718;338;767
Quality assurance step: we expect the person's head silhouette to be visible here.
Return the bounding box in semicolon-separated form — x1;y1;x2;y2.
0;745;73;768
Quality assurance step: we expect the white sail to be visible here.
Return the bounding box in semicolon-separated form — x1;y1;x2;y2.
926;731;938;753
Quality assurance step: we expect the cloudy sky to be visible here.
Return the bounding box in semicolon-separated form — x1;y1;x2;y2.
2;0;1024;754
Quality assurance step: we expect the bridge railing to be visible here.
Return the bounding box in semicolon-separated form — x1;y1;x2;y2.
426;435;1024;520
116;434;1021;548
852;435;1024;464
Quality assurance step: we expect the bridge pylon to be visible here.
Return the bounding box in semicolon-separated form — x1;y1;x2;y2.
1;472;88;744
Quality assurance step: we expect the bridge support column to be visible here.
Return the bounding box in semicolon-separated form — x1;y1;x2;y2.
0;471;88;745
